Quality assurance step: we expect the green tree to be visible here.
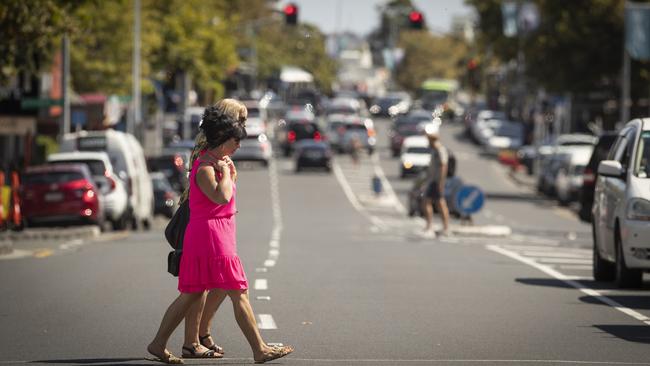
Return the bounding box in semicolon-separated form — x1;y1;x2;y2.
0;0;77;83
395;31;469;92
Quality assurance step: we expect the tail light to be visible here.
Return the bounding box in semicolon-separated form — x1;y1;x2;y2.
367;128;376;137
288;131;296;143
583;167;595;185
164;191;174;200
314;131;322;141
104;171;117;191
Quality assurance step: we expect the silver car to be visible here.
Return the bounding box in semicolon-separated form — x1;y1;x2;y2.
592;118;650;287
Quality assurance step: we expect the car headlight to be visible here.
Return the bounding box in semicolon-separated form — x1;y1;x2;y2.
403;161;413;169
627;198;650;221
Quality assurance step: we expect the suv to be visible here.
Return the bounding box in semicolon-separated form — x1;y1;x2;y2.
592;119;650;287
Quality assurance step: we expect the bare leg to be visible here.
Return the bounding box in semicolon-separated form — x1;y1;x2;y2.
183;291;207;347
148;292;203;361
423;198;433;230
198;289;228;349
436;198;450;231
227;290;266;355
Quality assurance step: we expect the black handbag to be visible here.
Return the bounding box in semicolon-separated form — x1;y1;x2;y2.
165;199;190;276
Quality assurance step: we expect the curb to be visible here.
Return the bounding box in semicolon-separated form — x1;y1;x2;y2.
5;226;101;242
0;234;13;255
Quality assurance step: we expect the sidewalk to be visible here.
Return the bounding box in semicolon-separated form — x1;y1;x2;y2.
0;226;101;257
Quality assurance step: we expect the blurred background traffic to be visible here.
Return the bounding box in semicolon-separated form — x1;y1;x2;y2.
1;0;650;283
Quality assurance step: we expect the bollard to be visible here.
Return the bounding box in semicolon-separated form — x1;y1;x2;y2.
372;175;382;196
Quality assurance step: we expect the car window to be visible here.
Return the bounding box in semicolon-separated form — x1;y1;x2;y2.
24;172;85;185
619;129;637;169
634;130;650;178
607;134;626;160
52;159;105;176
406;147;431;154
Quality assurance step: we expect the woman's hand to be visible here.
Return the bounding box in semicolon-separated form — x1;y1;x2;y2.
222;156;237;182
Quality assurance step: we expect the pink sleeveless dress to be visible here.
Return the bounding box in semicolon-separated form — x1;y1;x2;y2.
178;157;248;293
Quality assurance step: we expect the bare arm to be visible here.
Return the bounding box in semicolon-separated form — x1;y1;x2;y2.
196;162;233;205
439;163;448;192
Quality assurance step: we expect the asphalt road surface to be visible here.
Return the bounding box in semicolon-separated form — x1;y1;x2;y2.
1;118;649;366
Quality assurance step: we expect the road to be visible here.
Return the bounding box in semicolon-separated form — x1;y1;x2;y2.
0;117;649;365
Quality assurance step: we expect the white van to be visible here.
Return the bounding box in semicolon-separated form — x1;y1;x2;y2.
47;151;130;230
59;129;154;230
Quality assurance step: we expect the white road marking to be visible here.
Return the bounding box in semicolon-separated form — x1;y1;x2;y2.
254;279;268;290
521;251;588;258
256;296;271;301
371;153;406;214
268;249;279;259
257;314;277;329
264;259;276;267
255;267;268;273
536;258;592;265
559;265;593;271
487;245;650;326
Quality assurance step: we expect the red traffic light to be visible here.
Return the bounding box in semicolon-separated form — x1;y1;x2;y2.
409;11;423;23
284;3;298;25
408;11;424;29
284;4;297;16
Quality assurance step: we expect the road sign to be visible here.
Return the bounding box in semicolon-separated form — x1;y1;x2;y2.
454;185;485;216
20;98;63;109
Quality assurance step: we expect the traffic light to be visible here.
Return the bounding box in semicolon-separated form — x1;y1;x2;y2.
409;11;424;30
284;3;298;26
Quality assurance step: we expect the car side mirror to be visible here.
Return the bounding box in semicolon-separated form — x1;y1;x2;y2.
598;160;625;179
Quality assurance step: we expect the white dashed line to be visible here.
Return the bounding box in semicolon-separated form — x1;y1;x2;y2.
264;259;276;267
487;245;650;326
257;314;277;329
254;279;268;290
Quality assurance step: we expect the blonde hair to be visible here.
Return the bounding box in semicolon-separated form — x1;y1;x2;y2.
180;99;247;203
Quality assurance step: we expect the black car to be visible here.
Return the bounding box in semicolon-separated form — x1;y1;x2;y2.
151;172;178;218
279;121;323;156
295;140;332;172
578;132;617;222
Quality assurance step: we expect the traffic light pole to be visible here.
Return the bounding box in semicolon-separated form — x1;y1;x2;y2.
60;34;70;141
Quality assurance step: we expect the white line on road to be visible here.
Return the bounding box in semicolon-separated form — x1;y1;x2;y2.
257;314;277;329
521;251;588;258
371;153;406;214
254;279;268;290
264;259;276;267
268;248;279;259
536;258;592;264
487;245;650;326
559;265;593;271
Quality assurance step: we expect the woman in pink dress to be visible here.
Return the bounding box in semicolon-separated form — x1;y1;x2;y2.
147;99;293;364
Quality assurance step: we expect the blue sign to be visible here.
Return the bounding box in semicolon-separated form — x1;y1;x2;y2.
455;185;485;216
626;3;650;61
71;110;87;126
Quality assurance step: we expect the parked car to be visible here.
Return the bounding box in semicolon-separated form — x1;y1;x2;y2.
338;118;376;155
484;121;525;155
147;152;190;193
369;92;411;117
21;164;104;228
294;140;332;172
592;119;650;288
536;134;598;195
468;110;506;144
578;132;618;222
60;129;154;230
47;151;129;230
399;136;431;178
151;172;178;218
538;145;594;197
553;146;594;205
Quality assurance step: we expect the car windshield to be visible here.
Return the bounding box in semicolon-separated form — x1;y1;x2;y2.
24;172;84;185
397;123;421;136
634;131;650;178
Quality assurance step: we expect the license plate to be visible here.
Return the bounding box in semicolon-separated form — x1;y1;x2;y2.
305;151;322;159
44;192;64;202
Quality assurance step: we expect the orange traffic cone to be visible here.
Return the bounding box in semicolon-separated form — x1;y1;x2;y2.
0;171;5;231
9;171;22;231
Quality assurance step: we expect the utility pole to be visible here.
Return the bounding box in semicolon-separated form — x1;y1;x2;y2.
60;34;70;141
130;0;141;137
621;47;630;125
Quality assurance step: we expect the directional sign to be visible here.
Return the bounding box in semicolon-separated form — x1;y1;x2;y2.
455;185;485;216
20;98;63;109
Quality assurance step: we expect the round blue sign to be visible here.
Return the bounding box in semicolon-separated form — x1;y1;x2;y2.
454;185;485;216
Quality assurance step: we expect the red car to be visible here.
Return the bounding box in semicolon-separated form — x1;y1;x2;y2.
21;164;104;227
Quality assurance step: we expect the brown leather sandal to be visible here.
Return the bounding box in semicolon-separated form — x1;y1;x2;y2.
199;334;225;355
254;345;294;364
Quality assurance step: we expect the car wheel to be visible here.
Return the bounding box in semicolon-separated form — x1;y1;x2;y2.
615;228;643;288
112;213;128;231
592;223;615;281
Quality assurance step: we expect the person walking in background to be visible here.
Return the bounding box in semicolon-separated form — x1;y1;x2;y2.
421;120;451;238
147;99;294;364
